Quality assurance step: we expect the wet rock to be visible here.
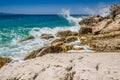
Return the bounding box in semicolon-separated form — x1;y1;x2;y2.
57;30;78;38
79;26;92;34
79;15;103;34
41;34;54;40
0;57;12;68
24;46;63;60
60;44;73;52
65;36;78;43
51;41;64;46
19;36;35;42
51;38;66;46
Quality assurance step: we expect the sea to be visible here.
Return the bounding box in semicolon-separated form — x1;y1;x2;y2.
0;10;89;60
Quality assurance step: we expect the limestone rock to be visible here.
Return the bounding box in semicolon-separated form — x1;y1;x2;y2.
65;36;78;43
92;19;112;34
78;4;120;52
24;46;62;60
60;44;73;52
0;54;120;80
79;15;103;34
57;30;78;38
110;4;120;18
41;34;54;40
51;41;64;46
89;38;120;52
100;19;120;34
51;38;65;46
0;57;12;68
19;36;35;42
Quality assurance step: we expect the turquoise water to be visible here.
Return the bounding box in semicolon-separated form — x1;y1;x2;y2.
0;15;73;45
0;14;86;60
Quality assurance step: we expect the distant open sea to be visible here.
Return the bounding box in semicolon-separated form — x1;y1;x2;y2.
0;13;88;60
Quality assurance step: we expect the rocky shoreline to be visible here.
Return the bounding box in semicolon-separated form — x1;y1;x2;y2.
24;4;120;60
0;4;120;79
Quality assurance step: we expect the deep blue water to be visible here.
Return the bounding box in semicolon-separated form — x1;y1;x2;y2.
0;15;73;28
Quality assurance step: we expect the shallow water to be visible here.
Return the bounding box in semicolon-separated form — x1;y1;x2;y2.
0;11;88;60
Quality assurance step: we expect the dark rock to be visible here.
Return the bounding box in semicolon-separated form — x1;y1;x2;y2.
51;41;64;46
0;57;12;68
24;46;63;60
57;30;78;38
51;38;65;46
65;36;78;43
19;36;35;42
79;15;103;34
61;44;73;52
41;34;54;40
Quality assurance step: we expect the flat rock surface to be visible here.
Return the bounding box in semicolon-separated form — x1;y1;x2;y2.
0;53;120;80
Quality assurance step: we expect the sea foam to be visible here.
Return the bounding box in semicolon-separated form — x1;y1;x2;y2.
0;9;83;61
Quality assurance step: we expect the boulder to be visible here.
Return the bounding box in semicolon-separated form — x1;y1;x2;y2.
51;38;66;46
89;38;120;52
100;19;120;34
41;34;54;40
60;44;73;52
79;15;103;34
65;36;78;43
24;46;63;60
51;41;64;46
19;36;35;42
0;57;12;68
92;19;112;34
57;30;78;38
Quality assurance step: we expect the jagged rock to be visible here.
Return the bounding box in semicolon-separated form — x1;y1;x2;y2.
100;19;120;34
51;41;64;46
79;15;103;34
19;36;35;42
110;4;120;20
24;46;63;60
41;34;54;40
51;38;66;46
89;38;120;52
0;57;12;68
92;19;112;34
60;44;73;52
57;30;78;38
0;54;120;80
92;31;120;39
78;4;120;52
65;36;78;43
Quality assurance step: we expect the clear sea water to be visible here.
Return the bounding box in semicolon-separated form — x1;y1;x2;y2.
0;12;87;60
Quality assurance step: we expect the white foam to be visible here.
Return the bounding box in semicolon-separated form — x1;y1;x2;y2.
68;45;94;53
84;4;110;17
60;9;82;26
68;50;94;53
